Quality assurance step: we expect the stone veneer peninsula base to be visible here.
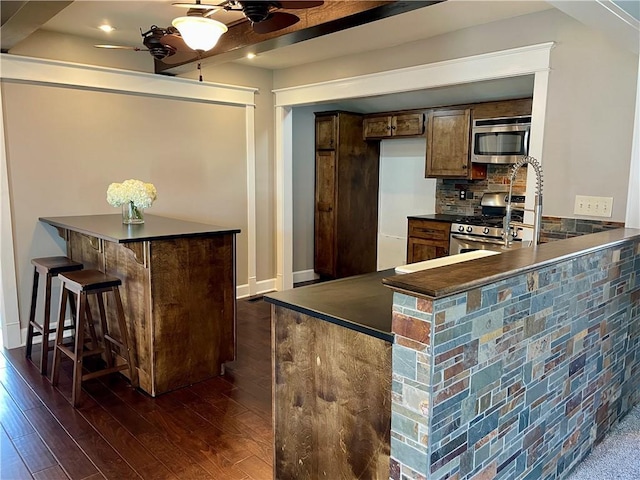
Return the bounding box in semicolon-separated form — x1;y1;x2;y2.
40;214;240;397
384;228;640;480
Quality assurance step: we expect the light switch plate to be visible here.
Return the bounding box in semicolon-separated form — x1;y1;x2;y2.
574;195;613;217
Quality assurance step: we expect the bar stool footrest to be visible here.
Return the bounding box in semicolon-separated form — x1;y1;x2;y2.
103;334;125;350
81;364;129;382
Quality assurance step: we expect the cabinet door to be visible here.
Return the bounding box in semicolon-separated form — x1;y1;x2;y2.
407;238;449;263
363;116;393;139
406;219;450;263
314;150;336;276
316;115;337;150
425;108;471;177
393;113;425;136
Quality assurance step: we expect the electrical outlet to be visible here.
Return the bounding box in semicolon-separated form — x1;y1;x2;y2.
574;195;613;217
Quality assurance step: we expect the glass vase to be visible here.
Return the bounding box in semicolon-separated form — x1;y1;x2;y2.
122;201;144;224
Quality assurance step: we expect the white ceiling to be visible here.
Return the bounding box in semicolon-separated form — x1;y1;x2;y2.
18;0;638;112
38;0;555;70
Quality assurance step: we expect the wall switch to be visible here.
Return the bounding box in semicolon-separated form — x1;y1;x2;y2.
574;195;613;217
459;189;466;200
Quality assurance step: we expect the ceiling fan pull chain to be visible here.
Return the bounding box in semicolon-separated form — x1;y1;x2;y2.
198;62;203;82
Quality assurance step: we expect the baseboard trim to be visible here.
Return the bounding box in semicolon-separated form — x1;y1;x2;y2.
293;269;319;284
237;278;277;298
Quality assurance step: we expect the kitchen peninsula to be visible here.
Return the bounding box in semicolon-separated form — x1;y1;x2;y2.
40;214;240;397
266;228;640;480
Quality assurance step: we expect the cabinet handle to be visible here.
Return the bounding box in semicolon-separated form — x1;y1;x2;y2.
462;164;468;169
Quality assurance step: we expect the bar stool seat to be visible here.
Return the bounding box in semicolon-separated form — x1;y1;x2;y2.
26;256;84;375
51;269;138;407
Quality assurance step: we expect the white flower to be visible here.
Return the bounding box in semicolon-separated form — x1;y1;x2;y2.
107;179;157;208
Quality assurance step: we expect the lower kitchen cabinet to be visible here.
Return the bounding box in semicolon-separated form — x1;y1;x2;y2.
407;219;450;263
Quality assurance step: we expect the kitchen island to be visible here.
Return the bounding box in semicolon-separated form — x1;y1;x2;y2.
267;228;640;480
40;214;240;396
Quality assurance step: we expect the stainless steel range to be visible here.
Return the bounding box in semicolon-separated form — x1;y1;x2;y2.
449;192;530;254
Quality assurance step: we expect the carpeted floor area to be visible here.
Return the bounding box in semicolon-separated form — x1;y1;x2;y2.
566;404;640;479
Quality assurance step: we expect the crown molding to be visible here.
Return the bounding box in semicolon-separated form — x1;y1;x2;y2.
0;54;257;106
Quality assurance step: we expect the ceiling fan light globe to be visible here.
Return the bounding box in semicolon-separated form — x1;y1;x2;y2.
171;16;228;52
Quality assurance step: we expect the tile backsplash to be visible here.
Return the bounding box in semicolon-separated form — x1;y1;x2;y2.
539;216;625;243
435;165;625;239
435;164;527;216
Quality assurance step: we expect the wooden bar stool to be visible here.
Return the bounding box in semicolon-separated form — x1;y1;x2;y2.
51;269;138;407
26;256;84;375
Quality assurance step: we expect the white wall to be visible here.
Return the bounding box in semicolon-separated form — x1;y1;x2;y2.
8;29;278;286
0;74;251;345
377;139;437;270
274;8;637;223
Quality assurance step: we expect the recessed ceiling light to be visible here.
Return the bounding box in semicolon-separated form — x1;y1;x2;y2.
246;53;256;59
98;25;115;33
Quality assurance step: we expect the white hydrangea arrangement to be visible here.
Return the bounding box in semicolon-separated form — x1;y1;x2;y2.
107;179;157;209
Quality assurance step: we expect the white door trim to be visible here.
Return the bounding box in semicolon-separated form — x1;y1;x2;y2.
272;42;554;290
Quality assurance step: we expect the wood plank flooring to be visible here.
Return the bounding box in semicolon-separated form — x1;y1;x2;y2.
0;297;273;480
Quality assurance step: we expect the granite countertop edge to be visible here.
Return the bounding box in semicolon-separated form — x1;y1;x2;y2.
264;269;395;343
40;214;241;244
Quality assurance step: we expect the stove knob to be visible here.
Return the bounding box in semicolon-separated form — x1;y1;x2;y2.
483;227;490;235
466;226;473;233
458;225;465;232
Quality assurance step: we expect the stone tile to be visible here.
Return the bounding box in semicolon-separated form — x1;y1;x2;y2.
394;312;431;344
394;345;417;381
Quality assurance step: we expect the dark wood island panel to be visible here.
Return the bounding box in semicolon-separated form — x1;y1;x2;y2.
272;305;391;480
40;214;240;396
266;269;394;479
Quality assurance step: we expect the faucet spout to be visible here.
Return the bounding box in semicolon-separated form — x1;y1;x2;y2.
503;155;544;247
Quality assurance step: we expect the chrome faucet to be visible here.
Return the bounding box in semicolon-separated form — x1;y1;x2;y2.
503;155;544;247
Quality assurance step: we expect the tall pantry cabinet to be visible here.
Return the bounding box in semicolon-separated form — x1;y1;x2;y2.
314;111;380;279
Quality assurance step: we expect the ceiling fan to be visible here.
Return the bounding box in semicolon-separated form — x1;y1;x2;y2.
95;26;187;61
175;0;325;35
94;1;324;62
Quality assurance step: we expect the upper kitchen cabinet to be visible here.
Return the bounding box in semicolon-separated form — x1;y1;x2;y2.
315;114;337;150
363;111;425;140
425;108;479;178
314;111;380;279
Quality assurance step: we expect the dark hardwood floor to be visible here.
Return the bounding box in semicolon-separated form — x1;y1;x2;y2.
0;297;273;480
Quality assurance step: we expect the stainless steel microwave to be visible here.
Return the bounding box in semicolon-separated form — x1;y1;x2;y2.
471;115;531;164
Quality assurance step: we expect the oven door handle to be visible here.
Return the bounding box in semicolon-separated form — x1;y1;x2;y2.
450;234;506;245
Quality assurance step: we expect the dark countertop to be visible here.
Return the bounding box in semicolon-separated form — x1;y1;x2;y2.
264;269;394;343
384;228;640;299
407;214;461;222
40;214;241;244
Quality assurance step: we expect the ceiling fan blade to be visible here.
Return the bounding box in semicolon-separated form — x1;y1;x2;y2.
252;11;299;34
94;44;145;51
172;1;222;9
277;1;323;9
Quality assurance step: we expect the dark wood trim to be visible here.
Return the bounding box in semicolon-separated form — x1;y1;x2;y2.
156;1;443;73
